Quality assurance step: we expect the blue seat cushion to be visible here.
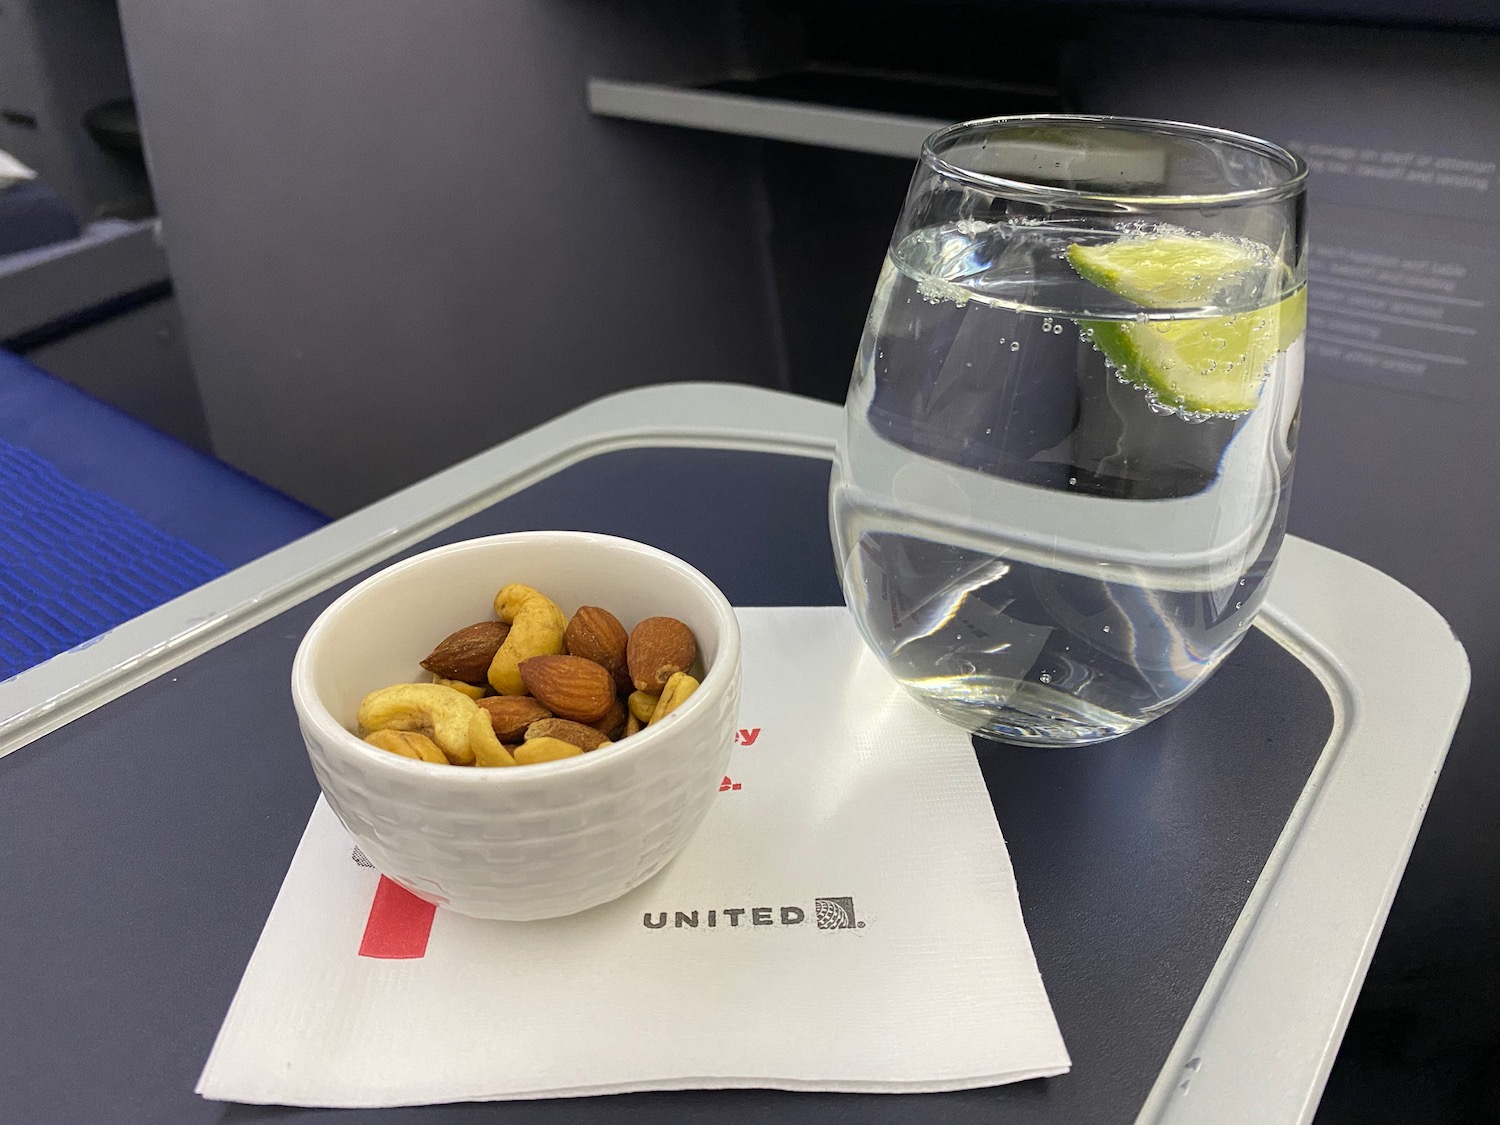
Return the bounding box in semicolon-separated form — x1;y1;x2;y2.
0;348;328;680
0;348;326;567
0;438;227;680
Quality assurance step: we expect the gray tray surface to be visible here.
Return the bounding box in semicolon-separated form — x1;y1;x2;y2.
0;448;1333;1125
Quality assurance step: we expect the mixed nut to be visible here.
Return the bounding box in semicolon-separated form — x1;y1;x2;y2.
354;584;702;767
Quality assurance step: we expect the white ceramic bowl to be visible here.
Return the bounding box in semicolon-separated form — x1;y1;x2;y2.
291;531;741;920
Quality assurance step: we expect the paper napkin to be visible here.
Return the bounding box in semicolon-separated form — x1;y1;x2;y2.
198;606;1069;1106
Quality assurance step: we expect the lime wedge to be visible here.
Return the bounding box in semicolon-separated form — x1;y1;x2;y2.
1066;232;1304;416
1080;289;1305;415
1065;232;1272;308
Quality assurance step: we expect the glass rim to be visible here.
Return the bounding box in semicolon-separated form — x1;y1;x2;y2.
921;114;1309;208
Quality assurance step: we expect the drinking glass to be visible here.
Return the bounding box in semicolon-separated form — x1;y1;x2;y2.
830;115;1308;746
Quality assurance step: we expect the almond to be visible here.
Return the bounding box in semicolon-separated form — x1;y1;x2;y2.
525;717;612;751
518;655;615;723
565;606;631;694
420;620;509;683
476;695;552;742
590;694;627;740
627;617;697;694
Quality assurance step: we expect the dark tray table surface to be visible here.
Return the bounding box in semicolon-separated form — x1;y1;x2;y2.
0;447;1333;1125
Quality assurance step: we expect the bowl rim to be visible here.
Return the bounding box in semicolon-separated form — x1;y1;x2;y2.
291;530;741;783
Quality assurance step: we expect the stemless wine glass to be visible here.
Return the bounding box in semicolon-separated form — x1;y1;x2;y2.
830;115;1308;746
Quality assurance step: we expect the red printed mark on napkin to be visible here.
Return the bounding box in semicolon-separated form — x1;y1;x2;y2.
733;728;760;746
359;877;436;959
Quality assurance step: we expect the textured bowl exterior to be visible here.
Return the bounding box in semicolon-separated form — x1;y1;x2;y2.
292;533;741;921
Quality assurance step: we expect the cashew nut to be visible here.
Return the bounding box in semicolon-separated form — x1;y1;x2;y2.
469;709;516;767
513;736;584;765
433;674;487;700
627;690;659;725
495;584;545;621
365;729;447;764
649;672;699;724
488;585;566;695
357;683;480;765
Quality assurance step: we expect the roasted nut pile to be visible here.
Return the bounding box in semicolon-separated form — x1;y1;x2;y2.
355;584;702;767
